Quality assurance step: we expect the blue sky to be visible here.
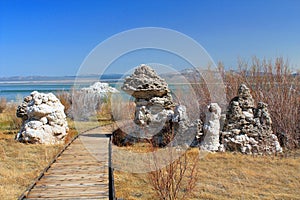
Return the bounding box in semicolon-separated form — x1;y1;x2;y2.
0;0;299;77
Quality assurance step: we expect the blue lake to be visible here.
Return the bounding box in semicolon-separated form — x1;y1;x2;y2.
0;83;77;102
0;81;195;103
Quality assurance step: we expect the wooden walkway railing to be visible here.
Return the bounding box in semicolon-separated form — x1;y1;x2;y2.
19;125;115;200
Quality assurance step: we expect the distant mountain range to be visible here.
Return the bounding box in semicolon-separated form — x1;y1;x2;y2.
1;69;298;83
0;74;124;82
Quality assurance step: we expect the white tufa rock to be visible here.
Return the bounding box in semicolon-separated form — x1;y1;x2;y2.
200;103;221;151
113;64;200;147
81;82;118;95
16;91;69;144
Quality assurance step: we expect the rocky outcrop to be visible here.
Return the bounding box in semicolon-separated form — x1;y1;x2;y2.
114;64;198;147
122;64;174;125
200;103;221;151
122;65;174;138
16;91;68;144
221;84;282;154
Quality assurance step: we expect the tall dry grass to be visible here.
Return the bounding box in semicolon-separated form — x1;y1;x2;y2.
57;89;114;122
56;91;71;114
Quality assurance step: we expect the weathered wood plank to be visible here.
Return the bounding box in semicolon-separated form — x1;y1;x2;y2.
27;193;109;199
35;181;107;187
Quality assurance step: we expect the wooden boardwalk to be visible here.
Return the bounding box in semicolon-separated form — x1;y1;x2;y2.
19;125;114;200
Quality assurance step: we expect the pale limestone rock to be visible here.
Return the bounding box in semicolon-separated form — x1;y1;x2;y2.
200;103;221;151
16;91;68;144
81;82;118;95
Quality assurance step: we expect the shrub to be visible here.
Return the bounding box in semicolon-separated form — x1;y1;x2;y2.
148;148;199;200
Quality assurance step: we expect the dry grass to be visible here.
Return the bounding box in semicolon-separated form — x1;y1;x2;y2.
0;103;22;133
0;133;63;200
114;146;300;200
0;103;74;199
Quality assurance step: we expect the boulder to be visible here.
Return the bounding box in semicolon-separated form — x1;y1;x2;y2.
16;91;69;144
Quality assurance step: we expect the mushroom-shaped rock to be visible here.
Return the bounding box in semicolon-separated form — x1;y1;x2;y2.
122;64;170;100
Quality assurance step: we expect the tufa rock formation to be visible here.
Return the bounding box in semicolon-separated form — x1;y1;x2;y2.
70;82;118;120
81;82;118;96
16;91;68;144
122;64;174;136
200;103;221;151
113;64;199;147
221;84;282;154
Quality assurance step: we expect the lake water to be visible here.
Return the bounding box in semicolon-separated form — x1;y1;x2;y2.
0;83;78;102
0;81;195;103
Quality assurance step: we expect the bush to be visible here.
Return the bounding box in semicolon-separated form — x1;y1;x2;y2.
148;148;199;200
